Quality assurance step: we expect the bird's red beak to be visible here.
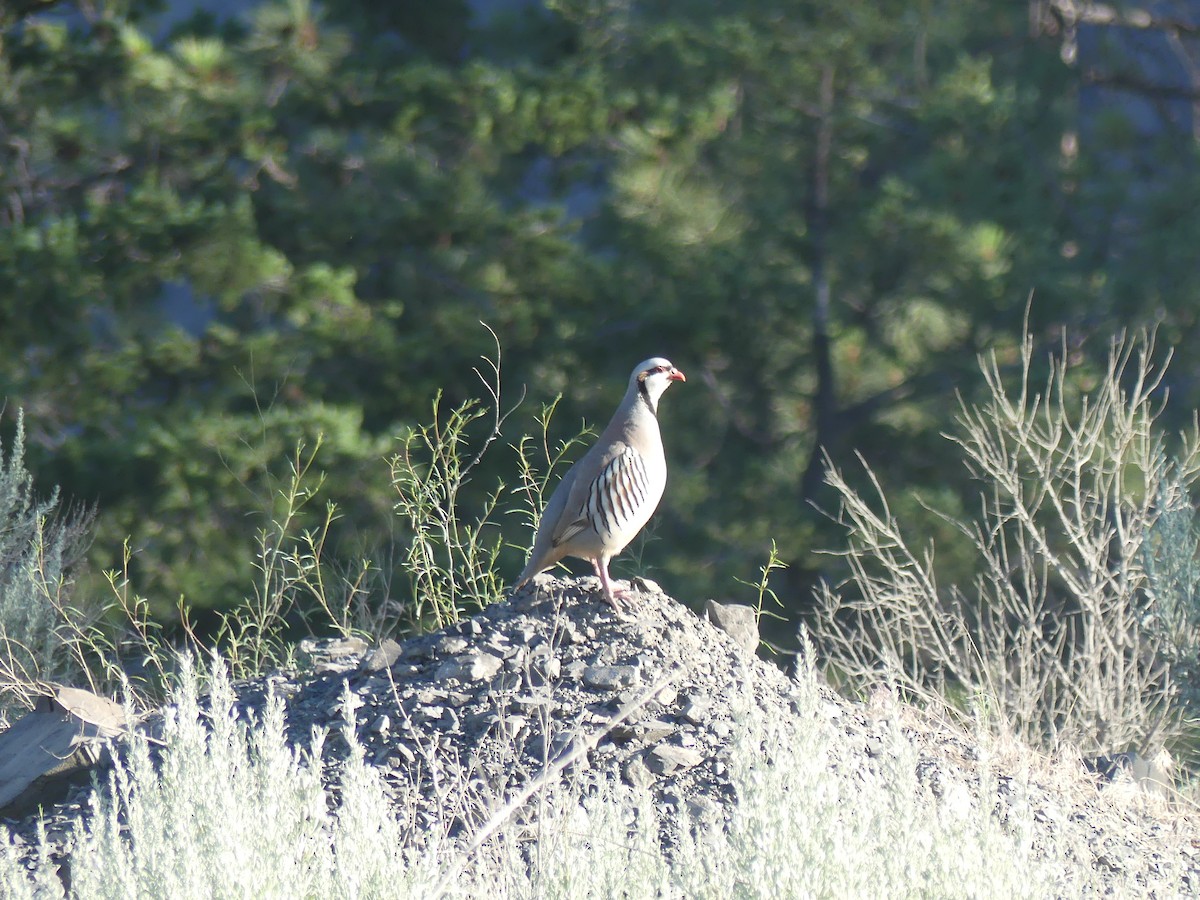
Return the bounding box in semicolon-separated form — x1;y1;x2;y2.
669;368;686;382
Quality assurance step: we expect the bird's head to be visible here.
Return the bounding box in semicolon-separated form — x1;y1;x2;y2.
631;357;685;413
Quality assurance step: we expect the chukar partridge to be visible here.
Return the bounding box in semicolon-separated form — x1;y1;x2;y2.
514;357;686;613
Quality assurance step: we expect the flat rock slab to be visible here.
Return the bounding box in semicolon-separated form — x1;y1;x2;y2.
704;600;759;655
0;686;130;818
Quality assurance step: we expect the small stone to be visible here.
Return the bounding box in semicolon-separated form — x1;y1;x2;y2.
362;639;404;672
704;601;759;655
563;660;589;681
680;697;711;725
647;744;704;774
436;636;469;655
638;719;676;743
371;715;391;735
435;651;503;683
530;655;561;682
632;576;662;594
301;636;370;659
622;754;655;789
583;665;640;691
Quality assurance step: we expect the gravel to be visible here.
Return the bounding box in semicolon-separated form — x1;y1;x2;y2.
4;574;1199;894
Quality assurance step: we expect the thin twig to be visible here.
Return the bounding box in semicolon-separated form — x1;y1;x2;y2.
430;668;679;896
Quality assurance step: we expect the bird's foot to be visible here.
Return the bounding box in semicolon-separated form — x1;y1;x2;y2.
600;587;633;619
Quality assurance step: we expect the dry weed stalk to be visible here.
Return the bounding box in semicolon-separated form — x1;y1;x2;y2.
817;329;1200;755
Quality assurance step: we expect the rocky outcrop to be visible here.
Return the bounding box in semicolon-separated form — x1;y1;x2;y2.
3;574;1199;892
250;574;775;844
0;686;132;819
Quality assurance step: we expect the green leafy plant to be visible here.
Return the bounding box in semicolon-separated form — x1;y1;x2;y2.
390;328;522;629
391;328;596;628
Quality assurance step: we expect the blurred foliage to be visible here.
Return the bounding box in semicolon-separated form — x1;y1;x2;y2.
3;0;1200;641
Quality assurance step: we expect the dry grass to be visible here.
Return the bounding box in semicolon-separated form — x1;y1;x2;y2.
815;328;1200;760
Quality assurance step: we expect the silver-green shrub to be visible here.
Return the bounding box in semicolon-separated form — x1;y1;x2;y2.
0;411;94;719
3;652;1171;898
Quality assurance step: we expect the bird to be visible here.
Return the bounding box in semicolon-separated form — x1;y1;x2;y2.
513;357;686;614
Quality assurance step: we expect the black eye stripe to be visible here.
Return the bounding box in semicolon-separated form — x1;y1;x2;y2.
637;363;675;384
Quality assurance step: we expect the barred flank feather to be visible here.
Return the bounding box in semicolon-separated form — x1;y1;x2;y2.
586;449;650;537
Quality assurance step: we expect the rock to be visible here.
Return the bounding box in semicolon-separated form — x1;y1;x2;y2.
300;636;370;673
583;665;640;691
6;574;1200;898
622;754;655;788
704;601;759;655
647;744;705;775
0;686;131;818
679;697;711;725
563;660;589;681
362;639;404;672
436;636;469;655
434;651;502;683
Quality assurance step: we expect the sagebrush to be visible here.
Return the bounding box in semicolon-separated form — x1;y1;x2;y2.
816;329;1200;759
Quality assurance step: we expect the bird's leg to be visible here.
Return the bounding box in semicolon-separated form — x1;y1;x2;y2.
592;557;628;616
